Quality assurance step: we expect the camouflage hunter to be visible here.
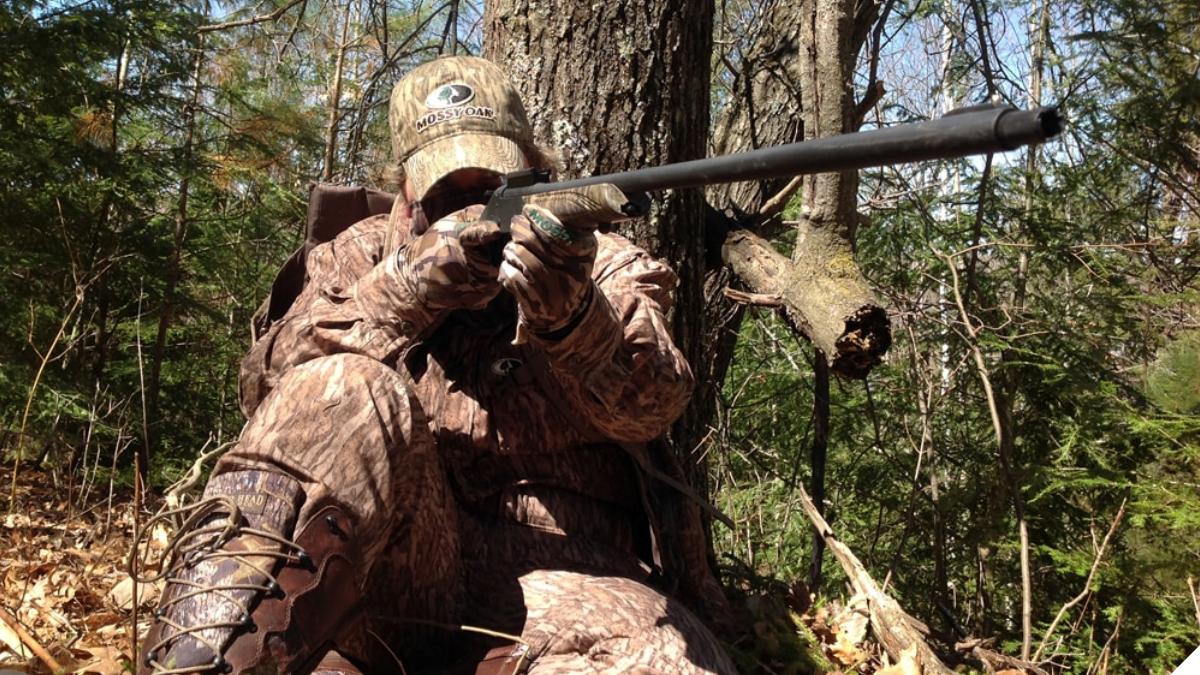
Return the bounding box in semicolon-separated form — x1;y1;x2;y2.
137;56;736;675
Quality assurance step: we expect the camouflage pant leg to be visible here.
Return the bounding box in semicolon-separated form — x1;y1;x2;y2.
214;354;461;634
515;570;736;675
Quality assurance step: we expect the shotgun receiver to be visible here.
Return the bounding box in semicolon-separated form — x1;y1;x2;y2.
482;104;1063;230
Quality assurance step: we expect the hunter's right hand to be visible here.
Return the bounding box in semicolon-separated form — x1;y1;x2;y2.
401;204;505;312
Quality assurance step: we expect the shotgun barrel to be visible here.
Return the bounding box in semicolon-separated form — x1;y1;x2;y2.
483;104;1063;228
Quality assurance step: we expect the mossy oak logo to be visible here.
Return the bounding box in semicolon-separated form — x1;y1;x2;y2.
415;82;496;132
425;83;475;109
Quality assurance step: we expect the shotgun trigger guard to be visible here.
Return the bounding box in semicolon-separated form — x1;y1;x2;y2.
483;168;551;233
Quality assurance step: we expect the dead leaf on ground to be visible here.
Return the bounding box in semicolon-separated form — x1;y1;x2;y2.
876;645;921;675
831;629;869;667
106;577;160;611
68;645;129;674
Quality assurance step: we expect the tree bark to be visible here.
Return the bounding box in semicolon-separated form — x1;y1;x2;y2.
484;0;731;623
793;0;887;376
711;0;890;379
322;0;353;182
148;38;206;457
483;0;713;481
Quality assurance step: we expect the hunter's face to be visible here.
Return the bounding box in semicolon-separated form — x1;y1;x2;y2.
406;167;504;224
425;168;503;199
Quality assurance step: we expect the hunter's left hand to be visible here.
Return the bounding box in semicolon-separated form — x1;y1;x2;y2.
499;204;597;335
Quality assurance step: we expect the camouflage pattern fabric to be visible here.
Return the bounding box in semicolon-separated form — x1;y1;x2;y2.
217;352;462;635
220;200;733;673
500;205;597;334
404;204;507;313
387;56;534;199
466;568;735;674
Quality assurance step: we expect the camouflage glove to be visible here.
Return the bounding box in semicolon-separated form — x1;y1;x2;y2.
499;204;598;337
401;204;506;314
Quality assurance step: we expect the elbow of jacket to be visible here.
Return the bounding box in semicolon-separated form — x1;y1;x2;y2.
622;367;695;442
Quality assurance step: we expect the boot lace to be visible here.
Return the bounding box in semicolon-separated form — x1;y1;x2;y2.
131;496;309;674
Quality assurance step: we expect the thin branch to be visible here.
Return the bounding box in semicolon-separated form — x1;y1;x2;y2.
1188;576;1200;632
0;604;63;673
963;152;994;309
967;0;997;96
9;271;97;512
197;0;307;33
942;248;1034;660
758;175;804;222
722;287;783;307
163;439;235;513
1033;498;1127;661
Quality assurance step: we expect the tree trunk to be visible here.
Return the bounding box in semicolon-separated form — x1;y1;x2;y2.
483;0;713;481
147;38;206;458
1010;0;1051;658
792;0;886;375
708;0;887;593
484;0;727;622
711;0;889;381
808;352;830;591
322;0;353;182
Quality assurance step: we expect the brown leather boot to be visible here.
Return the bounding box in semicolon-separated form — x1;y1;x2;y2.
137;470;363;674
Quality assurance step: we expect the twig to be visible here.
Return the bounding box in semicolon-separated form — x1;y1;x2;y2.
722;287;783;307
10;288;84;513
962;152;994;308
1034;499;1127;661
197;0;306;32
0;604;64;673
1188;576;1200;631
941;249;1034;660
1087;608;1122;675
132;281;148;671
163;439;234;513
758;175;804;222
964;642;1050;675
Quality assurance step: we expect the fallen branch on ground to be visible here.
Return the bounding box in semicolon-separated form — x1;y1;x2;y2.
793;479;954;674
0;604;63;674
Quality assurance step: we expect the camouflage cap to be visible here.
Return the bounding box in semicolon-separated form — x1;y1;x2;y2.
390;56;534;199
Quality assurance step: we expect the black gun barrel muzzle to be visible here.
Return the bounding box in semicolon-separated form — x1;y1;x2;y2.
505;105;1063;199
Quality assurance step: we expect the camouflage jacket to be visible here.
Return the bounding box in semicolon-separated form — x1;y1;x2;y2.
241;212;692;438
243;185;729;624
241;189;691;531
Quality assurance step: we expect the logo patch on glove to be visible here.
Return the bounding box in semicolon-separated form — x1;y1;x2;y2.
527;208;574;243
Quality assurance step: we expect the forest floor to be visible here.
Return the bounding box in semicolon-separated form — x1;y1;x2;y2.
0;467;151;674
0;466;914;675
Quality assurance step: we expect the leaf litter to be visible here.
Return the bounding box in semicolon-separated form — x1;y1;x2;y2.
1;467;161;674
0;466;1024;674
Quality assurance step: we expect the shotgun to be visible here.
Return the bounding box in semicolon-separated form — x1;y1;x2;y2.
481;104;1063;229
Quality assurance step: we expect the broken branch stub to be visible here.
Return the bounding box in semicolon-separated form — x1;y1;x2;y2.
723;226;890;378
